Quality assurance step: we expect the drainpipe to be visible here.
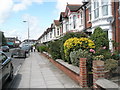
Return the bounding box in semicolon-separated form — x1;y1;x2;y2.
114;1;116;46
82;2;88;33
85;6;87;30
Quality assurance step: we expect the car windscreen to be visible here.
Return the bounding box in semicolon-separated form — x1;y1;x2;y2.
1;46;9;49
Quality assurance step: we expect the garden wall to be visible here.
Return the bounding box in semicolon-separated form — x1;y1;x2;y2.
41;52;120;89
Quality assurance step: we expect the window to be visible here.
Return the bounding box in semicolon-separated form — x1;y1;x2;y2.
57;28;59;35
80;12;83;24
94;0;99;19
66;24;68;31
89;6;91;21
102;0;108;16
54;28;56;37
119;0;120;6
73;15;77;29
50;32;52;38
46;35;47;40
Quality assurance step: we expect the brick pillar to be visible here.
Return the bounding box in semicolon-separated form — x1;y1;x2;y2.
93;60;104;88
79;58;88;88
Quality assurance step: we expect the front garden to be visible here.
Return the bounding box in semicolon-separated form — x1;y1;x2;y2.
36;27;120;87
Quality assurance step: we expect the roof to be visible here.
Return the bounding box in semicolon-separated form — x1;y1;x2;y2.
61;12;65;17
67;4;81;11
54;20;60;26
59;12;68;22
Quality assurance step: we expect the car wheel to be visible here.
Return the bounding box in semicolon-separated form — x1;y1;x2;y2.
11;55;14;58
24;53;27;58
8;66;14;81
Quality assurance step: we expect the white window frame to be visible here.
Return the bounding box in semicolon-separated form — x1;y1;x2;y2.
50;32;52;38
101;0;108;16
80;12;83;25
119;0;120;14
73;15;77;29
54;28;56;37
46;34;47;40
94;0;99;19
66;24;69;31
69;16;72;29
88;6;92;21
57;28;59;36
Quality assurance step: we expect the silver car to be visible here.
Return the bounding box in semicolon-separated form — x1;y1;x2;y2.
11;48;26;58
0;51;14;89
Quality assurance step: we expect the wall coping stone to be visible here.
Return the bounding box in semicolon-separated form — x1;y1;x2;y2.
56;59;80;74
95;78;120;89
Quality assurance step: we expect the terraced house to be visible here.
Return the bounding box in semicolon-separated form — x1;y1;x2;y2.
38;0;120;52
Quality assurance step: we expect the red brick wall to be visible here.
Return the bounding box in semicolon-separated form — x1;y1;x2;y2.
79;58;88;87
86;8;92;28
93;60;104;88
41;53;88;88
112;1;120;51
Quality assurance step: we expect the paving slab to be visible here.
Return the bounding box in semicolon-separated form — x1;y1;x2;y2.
16;52;81;88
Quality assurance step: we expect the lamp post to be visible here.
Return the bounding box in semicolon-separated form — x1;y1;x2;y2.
23;20;30;44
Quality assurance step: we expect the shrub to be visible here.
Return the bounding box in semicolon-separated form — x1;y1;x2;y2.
60;32;88;62
93;55;104;60
64;37;95;63
111;51;120;60
105;59;118;71
48;39;61;60
38;45;48;53
70;49;92;66
90;27;109;50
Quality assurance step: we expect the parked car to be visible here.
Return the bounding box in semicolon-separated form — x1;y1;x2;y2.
0;51;14;89
11;44;31;58
11;48;26;58
21;44;31;53
1;46;9;52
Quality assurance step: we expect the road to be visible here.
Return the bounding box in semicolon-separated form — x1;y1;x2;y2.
2;49;26;89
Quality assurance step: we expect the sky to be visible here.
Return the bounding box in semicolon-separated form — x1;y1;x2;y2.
0;0;82;41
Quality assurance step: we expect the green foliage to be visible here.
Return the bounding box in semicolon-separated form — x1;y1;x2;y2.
93;47;120;60
48;39;61;60
64;37;95;63
70;49;92;66
105;59;118;71
90;27;109;50
111;51;120;60
93;55;104;60
38;45;48;53
60;32;88;62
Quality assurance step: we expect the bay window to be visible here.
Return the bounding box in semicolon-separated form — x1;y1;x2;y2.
102;0;108;16
50;32;52;38
66;24;69;31
73;15;77;29
94;0;99;19
57;28;59;35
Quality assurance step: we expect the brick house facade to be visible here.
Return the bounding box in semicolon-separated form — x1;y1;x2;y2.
38;1;120;53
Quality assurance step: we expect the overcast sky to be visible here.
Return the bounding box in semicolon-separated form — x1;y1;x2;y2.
0;0;82;41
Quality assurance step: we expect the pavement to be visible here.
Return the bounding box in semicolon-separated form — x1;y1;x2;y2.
10;51;81;88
